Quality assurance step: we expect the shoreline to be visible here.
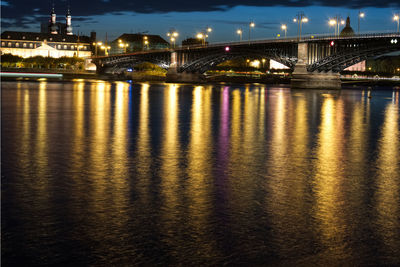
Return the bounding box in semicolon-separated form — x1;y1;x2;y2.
1;69;399;87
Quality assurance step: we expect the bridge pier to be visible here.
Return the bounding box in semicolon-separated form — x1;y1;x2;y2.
165;51;205;83
291;43;341;89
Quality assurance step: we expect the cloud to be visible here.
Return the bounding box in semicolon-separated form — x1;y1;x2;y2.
1;0;399;30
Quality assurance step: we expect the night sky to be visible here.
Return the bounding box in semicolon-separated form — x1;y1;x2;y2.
2;0;400;42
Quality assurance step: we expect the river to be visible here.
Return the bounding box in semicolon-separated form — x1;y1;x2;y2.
1;80;400;266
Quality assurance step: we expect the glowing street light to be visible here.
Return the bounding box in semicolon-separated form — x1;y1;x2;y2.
100;45;111;56
281;24;287;38
394;14;400;33
249;21;255;44
92;41;103;56
329;15;345;36
196;28;211;46
118;41;129;53
358;11;365;34
237;28;243;41
167;30;179;48
293;12;308;40
143;36;149;50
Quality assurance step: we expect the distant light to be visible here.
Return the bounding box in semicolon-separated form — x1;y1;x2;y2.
250;22;255;27
341;20;345;25
329;19;336;26
302;17;308;23
359;12;365;18
394;15;399;21
281;24;287;30
225;46;230;52
127;68;133;72
293;18;297;22
330;41;335;46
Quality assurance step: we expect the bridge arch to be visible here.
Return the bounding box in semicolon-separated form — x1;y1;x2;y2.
178;49;296;74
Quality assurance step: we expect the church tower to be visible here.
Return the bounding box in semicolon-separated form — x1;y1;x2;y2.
50;5;58;34
66;7;73;35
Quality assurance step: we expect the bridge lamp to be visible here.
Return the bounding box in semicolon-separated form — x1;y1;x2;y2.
302;17;308;23
225;46;230;52
281;24;287;38
394;15;400;33
237;29;243;41
249;22;255;44
330;41;335;46
358;11;365;34
207;27;212;32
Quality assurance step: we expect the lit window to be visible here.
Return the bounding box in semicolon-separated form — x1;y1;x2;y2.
7;35;10;38
36;37;39;40
23;43;27;47
63;38;65;41
8;42;11;47
50;38;52;41
64;45;67;49
58;44;61;49
30;43;33;48
71;45;74;49
1;42;4;46
22;36;26;39
16;43;19;47
83;46;87;50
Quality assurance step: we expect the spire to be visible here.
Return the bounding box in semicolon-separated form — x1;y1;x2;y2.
66;3;73;35
50;1;58;34
346;16;351;27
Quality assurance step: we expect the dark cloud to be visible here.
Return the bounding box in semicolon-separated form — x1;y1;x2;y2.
1;0;399;29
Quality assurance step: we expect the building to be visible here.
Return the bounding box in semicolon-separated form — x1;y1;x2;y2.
182;38;206;46
340;17;355;37
110;33;169;54
1;31;93;58
0;6;94;58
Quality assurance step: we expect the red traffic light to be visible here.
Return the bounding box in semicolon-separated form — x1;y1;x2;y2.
330;41;335;46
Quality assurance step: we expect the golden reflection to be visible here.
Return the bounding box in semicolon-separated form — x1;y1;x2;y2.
136;83;152;203
313;97;349;259
375;103;400;259
160;84;182;247
35;81;49;178
187;85;217;258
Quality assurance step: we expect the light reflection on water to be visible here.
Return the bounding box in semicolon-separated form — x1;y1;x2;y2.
1;81;400;266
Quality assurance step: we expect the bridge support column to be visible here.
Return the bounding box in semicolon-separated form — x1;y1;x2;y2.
165;51;205;83
291;43;341;89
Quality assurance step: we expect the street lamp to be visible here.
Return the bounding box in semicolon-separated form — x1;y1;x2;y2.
329;15;345;36
100;45;111;56
237;28;243;41
394;14;400;33
167;30;179;48
249;21;255;44
118;40;129;53
358;11;365;34
262;58;266;68
143;36;149;50
92;41;102;56
281;24;287;38
293;12;308;40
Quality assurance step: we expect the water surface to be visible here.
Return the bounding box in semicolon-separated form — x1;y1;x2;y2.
2;81;400;266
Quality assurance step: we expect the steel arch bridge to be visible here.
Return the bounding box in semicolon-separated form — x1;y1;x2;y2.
92;33;400;75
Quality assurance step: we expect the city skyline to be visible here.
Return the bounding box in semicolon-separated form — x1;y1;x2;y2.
1;1;400;42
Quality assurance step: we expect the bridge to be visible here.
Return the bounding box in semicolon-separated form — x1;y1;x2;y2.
92;33;400;89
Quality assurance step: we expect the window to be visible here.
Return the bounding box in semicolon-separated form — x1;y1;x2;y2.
50;38;53;41
83;46;87;50
30;43;33;48
63;38;65;41
7;35;10;38
58;44;61;49
71;45;74;49
22;36;26;39
16;43;19;47
64;45;67;49
36;37;39;40
1;42;5;46
23;43;27;47
8;42;11;47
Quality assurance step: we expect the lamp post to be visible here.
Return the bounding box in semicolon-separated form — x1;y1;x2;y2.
394;15;400;33
101;45;111;56
293;12;308;40
329;15;345;36
167;30;179;48
118;39;129;53
196;27;212;46
281;24;287;38
237;28;243;41
77;45;83;57
249;21;255;44
358;11;365;34
92;41;102;56
143;36;149;50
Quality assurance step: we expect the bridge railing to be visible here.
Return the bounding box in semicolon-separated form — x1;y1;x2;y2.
92;32;400;59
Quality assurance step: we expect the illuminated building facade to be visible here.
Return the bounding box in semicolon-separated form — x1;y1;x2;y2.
1;6;94;58
110;34;169;54
1;31;93;58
